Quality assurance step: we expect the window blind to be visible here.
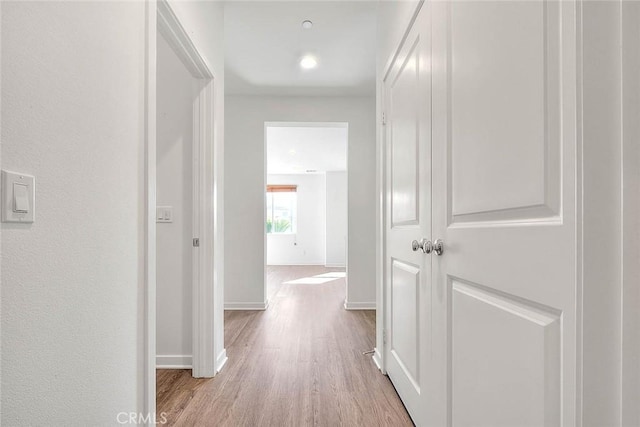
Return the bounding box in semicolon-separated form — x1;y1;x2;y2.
266;185;297;193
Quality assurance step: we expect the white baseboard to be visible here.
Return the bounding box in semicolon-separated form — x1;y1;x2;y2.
224;300;269;310
324;263;346;268
372;348;384;373
215;349;228;373
156;355;192;369
344;301;376;310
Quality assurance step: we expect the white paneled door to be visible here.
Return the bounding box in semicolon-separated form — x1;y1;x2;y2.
384;1;578;426
430;1;577;426
383;4;431;425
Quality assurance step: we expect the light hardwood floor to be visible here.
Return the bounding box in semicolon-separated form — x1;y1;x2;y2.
157;265;413;426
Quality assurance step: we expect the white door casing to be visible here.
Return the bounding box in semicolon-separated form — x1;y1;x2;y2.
383;3;430;424
429;1;577;426
155;0;224;383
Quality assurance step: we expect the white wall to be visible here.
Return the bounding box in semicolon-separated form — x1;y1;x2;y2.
579;3;640;424
225;96;375;308
266;174;326;266
1;2;145;423
1;1;225;423
325;171;347;267
582;3;623;425
156;33;193;367
581;1;640;425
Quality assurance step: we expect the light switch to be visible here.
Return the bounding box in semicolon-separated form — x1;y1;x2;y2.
2;170;35;223
13;183;29;213
156;206;173;223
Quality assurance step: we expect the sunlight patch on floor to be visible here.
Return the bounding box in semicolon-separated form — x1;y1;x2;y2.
313;272;347;278
283;277;338;285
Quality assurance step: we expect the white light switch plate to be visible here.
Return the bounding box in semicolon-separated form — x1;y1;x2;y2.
2;170;35;223
156;206;173;223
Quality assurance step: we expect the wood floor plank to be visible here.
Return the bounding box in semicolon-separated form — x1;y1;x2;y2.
157;266;413;426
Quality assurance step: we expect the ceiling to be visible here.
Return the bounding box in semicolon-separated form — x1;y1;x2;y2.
224;1;377;96
266;125;348;174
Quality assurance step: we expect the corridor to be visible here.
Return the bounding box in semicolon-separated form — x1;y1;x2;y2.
157;266;412;426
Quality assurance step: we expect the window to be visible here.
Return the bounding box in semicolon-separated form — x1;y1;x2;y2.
266;185;297;234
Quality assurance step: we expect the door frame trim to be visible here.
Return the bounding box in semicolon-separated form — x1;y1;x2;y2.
263;121;350;307
621;2;640;423
156;0;223;378
144;0;224;418
143;0;157;418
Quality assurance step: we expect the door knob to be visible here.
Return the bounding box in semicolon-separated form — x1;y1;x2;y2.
411;238;444;255
411;238;433;254
433;239;444;256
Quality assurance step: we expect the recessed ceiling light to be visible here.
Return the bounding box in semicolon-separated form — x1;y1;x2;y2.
289;149;296;156
300;55;317;70
302;20;313;30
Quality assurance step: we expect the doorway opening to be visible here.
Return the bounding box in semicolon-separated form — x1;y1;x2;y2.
155;30;196;371
264;122;349;304
151;3;222;415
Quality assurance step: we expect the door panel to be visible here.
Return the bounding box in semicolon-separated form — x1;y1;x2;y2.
391;41;420;225
391;260;421;387
449;0;562;223
429;1;577;426
384;3;431;425
451;280;561;427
